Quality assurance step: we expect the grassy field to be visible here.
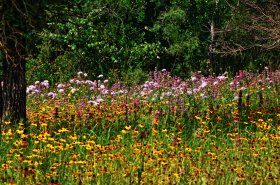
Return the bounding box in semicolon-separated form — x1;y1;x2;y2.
0;68;279;185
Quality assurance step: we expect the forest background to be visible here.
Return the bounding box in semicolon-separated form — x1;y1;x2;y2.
1;0;279;86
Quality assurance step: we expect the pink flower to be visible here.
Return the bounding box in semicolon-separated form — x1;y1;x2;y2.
47;92;56;99
240;87;246;91
217;75;226;81
199;81;207;89
57;84;65;89
191;76;197;82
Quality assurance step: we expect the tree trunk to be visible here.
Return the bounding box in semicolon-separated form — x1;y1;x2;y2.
1;55;26;129
0;0;27;131
208;0;219;75
0;80;2;124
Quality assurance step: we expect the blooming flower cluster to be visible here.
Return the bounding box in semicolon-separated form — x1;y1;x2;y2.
26;80;49;94
11;68;279;184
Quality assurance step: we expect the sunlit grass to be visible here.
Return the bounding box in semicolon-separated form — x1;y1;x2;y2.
0;69;279;184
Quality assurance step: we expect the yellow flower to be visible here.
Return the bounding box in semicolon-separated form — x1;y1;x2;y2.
204;129;210;133
134;148;141;154
4;121;11;125
185;147;192;152
85;171;93;176
1;163;10;169
60;138;66;143
13;140;22;147
20;134;27;139
121;130;127;134
152;128;158;134
47;137;55;141
201;121;207;125
16;129;24;135
6;129;13;136
31;123;37;127
125;125;131;130
84;144;92;150
40;123;48;127
46;144;54;149
117;135;123;139
138;124;144;128
58;128;70;133
69;134;78;140
173;173;180;179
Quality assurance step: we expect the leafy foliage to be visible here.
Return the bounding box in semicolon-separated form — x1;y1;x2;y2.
25;0;279;85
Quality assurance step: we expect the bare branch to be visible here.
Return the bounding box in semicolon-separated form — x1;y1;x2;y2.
215;0;280;55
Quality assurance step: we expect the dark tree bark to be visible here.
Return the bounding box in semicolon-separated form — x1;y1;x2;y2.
0;0;27;130
0;80;2;123
2;47;26;126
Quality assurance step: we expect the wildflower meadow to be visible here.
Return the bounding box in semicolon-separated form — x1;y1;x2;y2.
0;68;279;185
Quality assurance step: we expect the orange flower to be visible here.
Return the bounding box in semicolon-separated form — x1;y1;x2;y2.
153;118;159;125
